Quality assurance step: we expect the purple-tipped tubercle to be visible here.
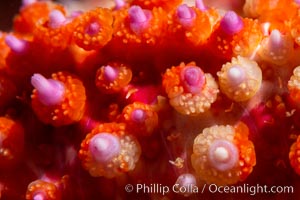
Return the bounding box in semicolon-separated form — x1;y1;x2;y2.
33;193;45;200
208;139;238;171
131;109;146;123
48;9;66;29
268;29;284;50
89;133;121;163
22;0;37;7
103;65;118;82
128;6;152;34
176;4;196;28
5;35;28;54
195;0;207;11
220;11;244;35
31;74;65;106
227;65;246;86
175;173;197;196
181;66;205;94
85;21;101;36
114;0;126;10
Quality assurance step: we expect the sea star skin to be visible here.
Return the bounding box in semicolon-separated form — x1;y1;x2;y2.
162;62;219;115
0;75;17;108
0;32;10;71
31;72;86;127
217;56;262;102
2;0;300;199
0;117;24;169
78;122;141;178
191;122;256;186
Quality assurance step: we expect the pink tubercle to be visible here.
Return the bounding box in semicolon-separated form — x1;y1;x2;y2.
33;193;45;200
31;74;65;106
131;109;146;123
226;65;246;85
176;4;196;28
85;21;101;36
268;29;284;50
208;139;239;171
128;6;152;34
22;0;37;7
180;66;205;94
195;0;207;11
114;0;126;10
103;65;118;82
48;9;66;29
89;133;121;163
220;11;244;35
175;173;197;196
5;35;28;54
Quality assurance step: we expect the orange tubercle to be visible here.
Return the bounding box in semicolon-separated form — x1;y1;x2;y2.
31;72;86;127
121;102;158;136
167;6;220;47
95;62;132;94
288;66;300;109
0;117;24;169
233;122;256;181
32;10;73;50
209;17;263;59
112;6;167;46
13;1;66;35
26;179;61;200
162;62;219;115
72;7;113;50
78;122;141;178
191;122;256;185
289;135;300;175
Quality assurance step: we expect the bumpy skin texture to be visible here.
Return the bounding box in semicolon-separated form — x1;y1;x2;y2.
162;62;219;115
78;123;141;178
191;122;256;186
31;72;86;127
